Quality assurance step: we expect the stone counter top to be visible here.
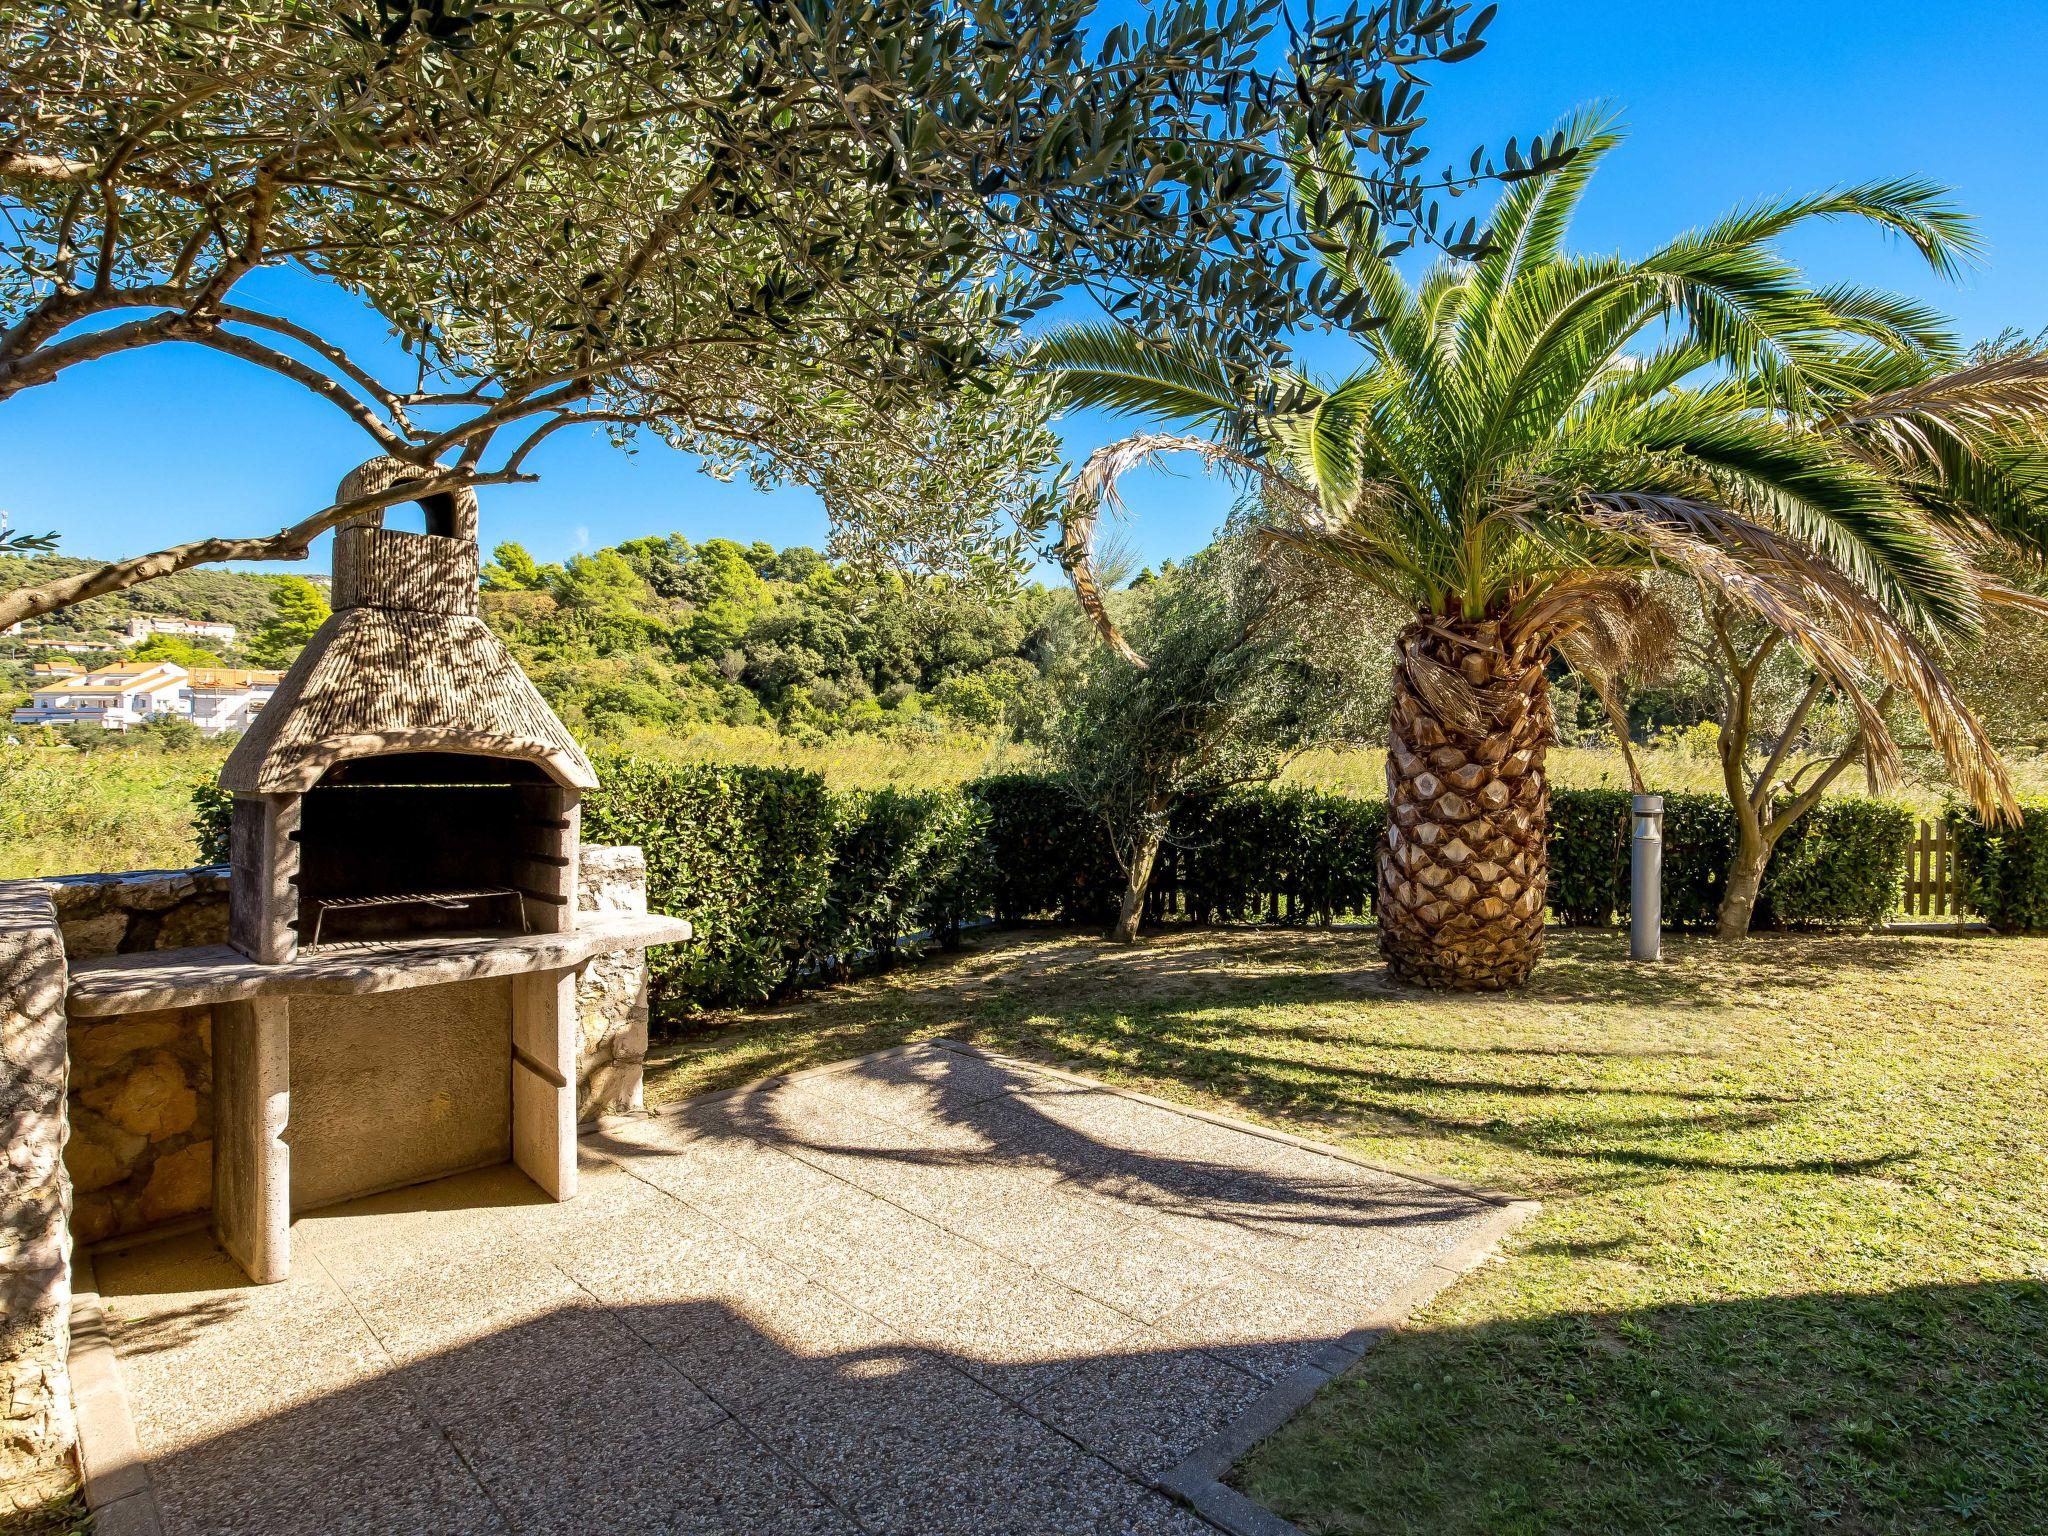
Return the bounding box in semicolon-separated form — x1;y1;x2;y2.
64;912;692;1018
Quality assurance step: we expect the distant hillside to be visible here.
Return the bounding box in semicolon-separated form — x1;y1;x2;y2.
0;556;320;638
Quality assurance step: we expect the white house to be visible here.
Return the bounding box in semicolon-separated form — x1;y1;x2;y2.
11;660;189;730
182;667;283;736
122;614;238;647
11;661;281;736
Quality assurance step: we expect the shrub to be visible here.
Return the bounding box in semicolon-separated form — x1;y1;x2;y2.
1759;798;1912;928
813;788;992;975
1649;792;1739;929
965;774;1122;924
192;777;233;866
1949;801;2048;932
1540;790;1904;931
179;759;1918;1025
585;756;834;1013
1172;788;1382;924
966;778;1905;935
1547;789;1631;927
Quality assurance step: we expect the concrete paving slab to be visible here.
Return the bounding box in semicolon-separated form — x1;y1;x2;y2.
86;1041;1530;1536
147;1402;505;1536
1023;1326;1268;1479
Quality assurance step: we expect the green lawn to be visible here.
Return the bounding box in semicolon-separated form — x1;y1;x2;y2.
644;925;2048;1535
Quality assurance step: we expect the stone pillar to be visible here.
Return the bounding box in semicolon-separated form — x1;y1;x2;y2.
575;846;653;1118
0;883;75;1508
229;794;300;963
510;970;576;1200
213;997;290;1285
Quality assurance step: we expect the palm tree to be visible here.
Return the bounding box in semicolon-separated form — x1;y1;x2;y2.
1039;115;2024;989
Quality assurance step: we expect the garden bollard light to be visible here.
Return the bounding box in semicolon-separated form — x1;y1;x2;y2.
1631;793;1664;961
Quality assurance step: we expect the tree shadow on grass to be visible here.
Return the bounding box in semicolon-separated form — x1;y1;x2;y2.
1237;1278;2048;1536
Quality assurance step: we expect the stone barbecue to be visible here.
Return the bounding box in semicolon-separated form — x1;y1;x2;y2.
62;461;689;1286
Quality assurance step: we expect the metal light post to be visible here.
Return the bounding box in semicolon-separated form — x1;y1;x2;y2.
1630;793;1664;962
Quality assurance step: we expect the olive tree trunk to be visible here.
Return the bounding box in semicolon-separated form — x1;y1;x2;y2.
1716;835;1775;941
1379;617;1552;989
1109;804;1169;945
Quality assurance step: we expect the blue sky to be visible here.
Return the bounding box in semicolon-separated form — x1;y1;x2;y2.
5;0;2045;581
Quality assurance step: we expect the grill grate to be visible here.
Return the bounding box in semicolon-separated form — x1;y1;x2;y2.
308;887;527;947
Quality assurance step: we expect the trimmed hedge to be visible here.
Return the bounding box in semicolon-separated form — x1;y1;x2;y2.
1949;801;2048;932
1760;798;1913;928
585;756;835;1012
184;758;1926;1024
812;787;992;976
962;774;1909;935
967;773;1121;924
586;761;993;1015
1171;787;1382;924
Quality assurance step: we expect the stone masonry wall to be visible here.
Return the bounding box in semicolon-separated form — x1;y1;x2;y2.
575;845;652;1119
45;868;230;958
0;884;75;1510
52;872;228;1248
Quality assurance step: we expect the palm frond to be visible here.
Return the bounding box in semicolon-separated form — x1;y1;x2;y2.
1061;432;1319;664
1462;108;1626;349
1627;394;1982;633
1574;493;2016;820
1031;324;1258;449
1826;348;2048;453
1672;178;1980;283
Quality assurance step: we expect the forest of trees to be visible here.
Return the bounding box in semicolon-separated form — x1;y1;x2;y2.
0;539;1124;747
477;534;1098;742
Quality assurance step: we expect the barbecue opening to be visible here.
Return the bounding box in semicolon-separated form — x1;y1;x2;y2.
293;752;570;948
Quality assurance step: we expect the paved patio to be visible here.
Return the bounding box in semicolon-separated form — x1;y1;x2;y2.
88;1042;1527;1536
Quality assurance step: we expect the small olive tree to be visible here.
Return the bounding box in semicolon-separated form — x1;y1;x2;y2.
1053;535;1389;942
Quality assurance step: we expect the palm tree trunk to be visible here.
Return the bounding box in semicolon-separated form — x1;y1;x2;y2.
1379;617;1552;989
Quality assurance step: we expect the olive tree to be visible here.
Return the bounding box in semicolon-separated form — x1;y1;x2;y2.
1;0;1531;626
1053;532;1391;942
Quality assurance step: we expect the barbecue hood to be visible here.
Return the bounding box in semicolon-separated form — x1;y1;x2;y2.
219;459;594;962
221;459;594;796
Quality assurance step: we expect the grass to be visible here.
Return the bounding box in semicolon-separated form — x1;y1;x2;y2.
603;720;1042;791
0;743;225;879
642;925;2048;1535
0;1493;89;1536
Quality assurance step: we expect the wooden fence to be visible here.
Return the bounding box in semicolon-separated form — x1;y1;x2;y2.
1900;818;1965;919
1140;817;1973;924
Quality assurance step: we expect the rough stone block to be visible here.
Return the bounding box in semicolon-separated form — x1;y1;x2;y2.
574;846;652;1119
0;880;75;1495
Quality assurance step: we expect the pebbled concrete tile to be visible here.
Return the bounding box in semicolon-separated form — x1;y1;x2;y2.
445;1358;820;1535
1154;1268;1366;1384
148;1396;505;1536
747;1355;1175;1536
398;1304;650;1428
1037;1227;1244;1325
94;1044;1522;1536
1024;1326;1267;1479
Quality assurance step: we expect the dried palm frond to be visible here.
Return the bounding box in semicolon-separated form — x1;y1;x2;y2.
1060;432;1319;665
1531;576;1680;793
1980;581;2048;618
1825;350;2048;464
1577;492;2018;819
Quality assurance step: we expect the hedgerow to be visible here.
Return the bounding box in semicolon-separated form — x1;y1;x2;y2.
1948;800;2048;932
185;759;1933;1022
